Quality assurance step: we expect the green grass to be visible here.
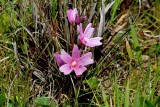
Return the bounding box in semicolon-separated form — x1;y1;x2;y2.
0;0;160;106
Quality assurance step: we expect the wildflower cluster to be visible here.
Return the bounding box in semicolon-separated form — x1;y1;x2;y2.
54;8;102;76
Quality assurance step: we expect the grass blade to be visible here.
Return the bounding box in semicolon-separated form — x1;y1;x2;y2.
124;80;130;107
130;24;142;65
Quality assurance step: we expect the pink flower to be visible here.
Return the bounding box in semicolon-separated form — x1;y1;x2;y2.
77;23;102;47
54;52;65;67
67;8;78;24
59;45;94;76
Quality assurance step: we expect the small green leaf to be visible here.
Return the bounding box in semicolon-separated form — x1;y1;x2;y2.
140;97;154;107
34;97;50;106
154;96;160;107
0;93;6;106
83;77;99;89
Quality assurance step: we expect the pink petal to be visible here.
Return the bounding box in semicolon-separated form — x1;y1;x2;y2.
73;8;78;18
84;27;94;38
84;23;92;33
54;52;65;67
74;66;87;76
77;23;83;36
72;8;77;22
85;37;102;47
59;64;73;75
82;52;92;58
84;23;95;38
79;52;94;66
67;9;73;23
72;45;81;58
67;8;78;24
60;49;72;64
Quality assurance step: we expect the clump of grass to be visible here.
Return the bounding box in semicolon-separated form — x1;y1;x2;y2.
0;0;160;106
